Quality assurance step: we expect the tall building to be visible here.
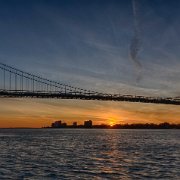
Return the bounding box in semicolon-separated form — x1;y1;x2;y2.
73;122;77;127
84;120;92;128
51;120;61;128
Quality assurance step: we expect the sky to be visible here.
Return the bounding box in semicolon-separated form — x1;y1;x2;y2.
0;0;180;127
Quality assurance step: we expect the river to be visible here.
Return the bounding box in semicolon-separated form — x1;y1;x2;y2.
0;129;179;179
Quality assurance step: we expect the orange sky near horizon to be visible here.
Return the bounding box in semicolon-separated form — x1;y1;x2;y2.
0;98;179;128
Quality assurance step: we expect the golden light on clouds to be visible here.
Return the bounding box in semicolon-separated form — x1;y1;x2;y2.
0;98;179;128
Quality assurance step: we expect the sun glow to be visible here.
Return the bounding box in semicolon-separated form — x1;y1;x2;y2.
110;123;114;127
109;118;116;126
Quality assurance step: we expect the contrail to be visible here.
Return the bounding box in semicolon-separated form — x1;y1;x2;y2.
130;0;142;82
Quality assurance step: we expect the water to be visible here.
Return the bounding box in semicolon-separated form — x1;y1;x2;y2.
0;129;179;179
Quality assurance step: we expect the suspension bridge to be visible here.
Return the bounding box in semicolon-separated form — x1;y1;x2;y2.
0;62;179;105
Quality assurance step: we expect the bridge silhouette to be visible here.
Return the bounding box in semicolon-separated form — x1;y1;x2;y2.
0;62;179;105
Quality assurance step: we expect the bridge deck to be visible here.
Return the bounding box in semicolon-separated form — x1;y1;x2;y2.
0;90;179;105
1;62;180;106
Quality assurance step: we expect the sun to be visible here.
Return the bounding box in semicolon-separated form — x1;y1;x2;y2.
109;122;114;127
108;117;117;127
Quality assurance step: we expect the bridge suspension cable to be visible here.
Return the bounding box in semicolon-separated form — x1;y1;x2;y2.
0;62;180;105
0;62;98;95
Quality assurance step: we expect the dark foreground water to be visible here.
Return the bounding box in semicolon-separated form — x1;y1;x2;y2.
0;129;179;179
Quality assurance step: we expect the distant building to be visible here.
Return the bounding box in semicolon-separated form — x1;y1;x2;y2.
61;122;67;128
84;120;92;128
51;120;61;128
73;122;77;127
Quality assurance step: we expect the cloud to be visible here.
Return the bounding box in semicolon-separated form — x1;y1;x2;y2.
0;0;179;97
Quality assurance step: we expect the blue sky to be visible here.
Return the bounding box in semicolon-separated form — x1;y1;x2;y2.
0;0;180;97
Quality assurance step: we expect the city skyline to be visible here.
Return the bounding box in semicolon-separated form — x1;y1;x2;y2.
0;98;180;128
48;119;180;129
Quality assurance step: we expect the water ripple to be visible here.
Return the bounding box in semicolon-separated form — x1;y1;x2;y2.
0;129;179;179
